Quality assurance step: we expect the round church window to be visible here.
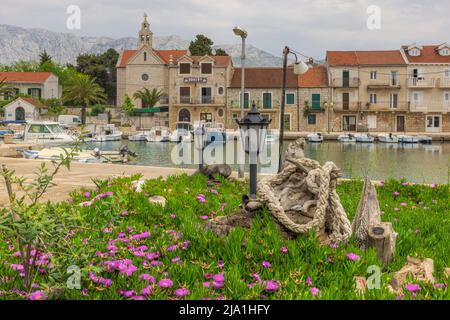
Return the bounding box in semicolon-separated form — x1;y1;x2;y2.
142;73;149;81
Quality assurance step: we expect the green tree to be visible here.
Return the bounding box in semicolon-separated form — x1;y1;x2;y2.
189;34;214;56
0;78;15;99
39;50;53;65
62;74;107;125
122;94;135;116
133;88;165;109
214;48;229;56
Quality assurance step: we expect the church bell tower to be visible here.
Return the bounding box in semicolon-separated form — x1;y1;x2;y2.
138;13;153;48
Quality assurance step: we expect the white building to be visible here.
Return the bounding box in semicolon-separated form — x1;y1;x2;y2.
3;97;46;122
0;72;61;100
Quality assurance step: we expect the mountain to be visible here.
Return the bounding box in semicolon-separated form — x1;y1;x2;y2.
0;24;283;67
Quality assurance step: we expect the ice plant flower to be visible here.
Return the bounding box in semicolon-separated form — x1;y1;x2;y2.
261;261;271;268
141;285;152;297
174;288;190;298
434;283;446;289
394;208;400;212
172;257;181;264
83;192;91;198
28;290;46;300
200;215;209;220
405;284;420;292
158;279;173;289
218;260;224;269
400;202;407;207
204;273;213;280
310;287;320;296
280;246;288;254
203;282;211;288
196;194;206;203
306;277;313;286
139;274;156;283
212;273;225;289
347;253;360;262
220;203;227;211
393;191;400;197
118;290;136;299
265;280;279;292
170;214;176;219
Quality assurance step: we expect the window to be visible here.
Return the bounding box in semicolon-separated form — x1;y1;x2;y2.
391;71;398;86
143;52;147;61
179;63;191;74
240;92;250;109
262;92;272;109
29;125;50;134
286;93;295;105
312;94;321;109
390;93;398;109
343;116;357;131
218;109;224;117
409;49;420;56
27;88;41;99
200;113;212;122
342;93;349;110
307;114;316;125
370;71;377;80
141;73;149;81
232;112;238;120
440;49;450;56
444;69;450;78
179;87;191;103
283;114;291;130
201;87;212;104
201;63;212;74
444;92;450;104
369;93;377;104
218;87;224;95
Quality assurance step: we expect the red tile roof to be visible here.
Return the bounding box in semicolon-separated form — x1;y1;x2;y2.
402;45;450;63
298;66;328;87
0;72;53;83
190;55;233;67
20;97;45;108
327;50;406;66
229;67;298;88
117;49;189;67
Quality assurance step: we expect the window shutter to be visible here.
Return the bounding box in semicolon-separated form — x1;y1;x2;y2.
312;94;321;109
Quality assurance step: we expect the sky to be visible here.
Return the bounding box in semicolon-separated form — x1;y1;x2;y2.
0;0;448;59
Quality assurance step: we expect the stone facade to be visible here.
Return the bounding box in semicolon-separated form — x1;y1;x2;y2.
0;72;61;101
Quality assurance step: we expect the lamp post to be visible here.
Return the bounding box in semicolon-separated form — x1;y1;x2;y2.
325;101;334;133
233;26;248;179
236;102;271;199
194;124;206;175
278;46;310;173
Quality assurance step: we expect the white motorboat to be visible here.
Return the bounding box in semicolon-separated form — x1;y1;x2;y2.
128;131;149;141
146;126;170;142
170;122;193;143
19;121;76;145
355;133;375;143
307;133;324;143
398;135;419;144
196;121;226;144
337;133;356;143
378;133;399;143
417;136;432;144
91;124;123;142
22;147;103;163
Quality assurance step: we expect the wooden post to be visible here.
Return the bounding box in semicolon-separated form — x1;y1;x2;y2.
368;222;397;266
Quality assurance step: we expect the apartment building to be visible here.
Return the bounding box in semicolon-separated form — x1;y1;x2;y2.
0;72;61;100
326;50;408;133
401;43;450;133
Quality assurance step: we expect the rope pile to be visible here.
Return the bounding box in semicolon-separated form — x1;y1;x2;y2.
258;153;352;245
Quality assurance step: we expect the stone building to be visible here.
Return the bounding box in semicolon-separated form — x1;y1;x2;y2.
0;72;61;101
3;97;46;121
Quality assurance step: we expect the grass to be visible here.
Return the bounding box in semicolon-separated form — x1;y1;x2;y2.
0;174;449;300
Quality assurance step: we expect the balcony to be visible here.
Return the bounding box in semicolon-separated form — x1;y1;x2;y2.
438;78;450;88
179;96;193;104
365;101;408;112
367;80;401;90
332;101;361;111
408;78;436;88
175;96;224;105
409;101;450;113
331;77;360;88
201;96;215;104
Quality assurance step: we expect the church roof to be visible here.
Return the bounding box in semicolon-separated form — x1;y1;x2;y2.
117;49;188;68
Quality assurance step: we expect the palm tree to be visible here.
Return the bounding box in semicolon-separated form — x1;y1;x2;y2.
62;74;107;125
133;88;166;109
0;78;15;99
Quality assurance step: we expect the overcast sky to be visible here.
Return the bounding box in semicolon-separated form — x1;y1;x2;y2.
0;0;448;58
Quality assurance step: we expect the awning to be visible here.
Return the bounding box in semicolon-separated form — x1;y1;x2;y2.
133;106;169;114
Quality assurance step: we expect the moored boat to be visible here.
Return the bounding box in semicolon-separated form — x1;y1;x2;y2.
338;133;356;143
92;124;123;142
170;122;193;143
355;133;375;143
19;121;76;145
398;135;419;144
416;135;432;144
146;126;170;142
307;132;324;143
128;131;149;141
378;133;399;143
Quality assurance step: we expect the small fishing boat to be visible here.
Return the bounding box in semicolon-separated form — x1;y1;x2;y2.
146;126;170;142
128;131;149;141
92;124;123;142
378;133;399;143
416;136;432;144
398;135;419;144
19;121;76;145
22;147;103;163
170;122;193;143
355;133;375;143
337;133;356;143
198;121;226;144
307;133;324;143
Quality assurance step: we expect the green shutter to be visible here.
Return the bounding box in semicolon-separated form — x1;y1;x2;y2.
286;93;295;105
312;94;321;109
263;93;272;109
283;114;291;130
244;93;249;109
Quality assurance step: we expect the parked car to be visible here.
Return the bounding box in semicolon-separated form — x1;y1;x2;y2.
58;115;81;128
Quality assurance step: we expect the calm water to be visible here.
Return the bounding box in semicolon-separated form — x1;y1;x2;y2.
86;140;450;184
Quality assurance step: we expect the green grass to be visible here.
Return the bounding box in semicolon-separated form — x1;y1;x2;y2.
0;174;449;300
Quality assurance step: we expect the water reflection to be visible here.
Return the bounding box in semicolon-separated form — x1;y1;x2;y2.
89;140;450;184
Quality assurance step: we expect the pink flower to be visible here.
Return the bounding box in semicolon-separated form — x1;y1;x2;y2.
402;182;408;187
204;273;213;280
434;283;446;289
393;192;400;197
170;214;176;219
394;208;400;212
158;279;173;289
118;290;136;298
310;287;320;296
203;282;211;288
405;284;420;292
306;277;312;286
400;203;407;207
174;288;190;298
347;253;360;262
139;274;155;283
200;215;209;220
265;280;279;292
261;261;271;268
252;273;262;283
213;281;224;289
220;203;227;211
213;274;225;283
28;290;46;300
196;194;206;203
120;211;129;217
172;257;181;264
218;260;224;269
141;285;152;297
83;192;91;198
280;246;288;254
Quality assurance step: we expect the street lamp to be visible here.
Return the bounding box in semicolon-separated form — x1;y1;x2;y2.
233;26;248;179
278;46;310;173
324;101;334;133
236;102;271;199
194;124;206;175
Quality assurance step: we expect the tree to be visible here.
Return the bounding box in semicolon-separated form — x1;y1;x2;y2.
0;78;15;99
39;50;53;65
133;88;165;109
62;74;107;125
122;94;135;116
189;34;214;56
214;48;229;56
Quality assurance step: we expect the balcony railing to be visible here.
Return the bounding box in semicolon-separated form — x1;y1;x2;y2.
409;100;450;112
365;101;408;111
367;80;401;89
332;101;361;111
331;77;360;88
201;96;215;104
438;78;450;88
179;96;193;104
408;78;436;88
175;96;223;105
